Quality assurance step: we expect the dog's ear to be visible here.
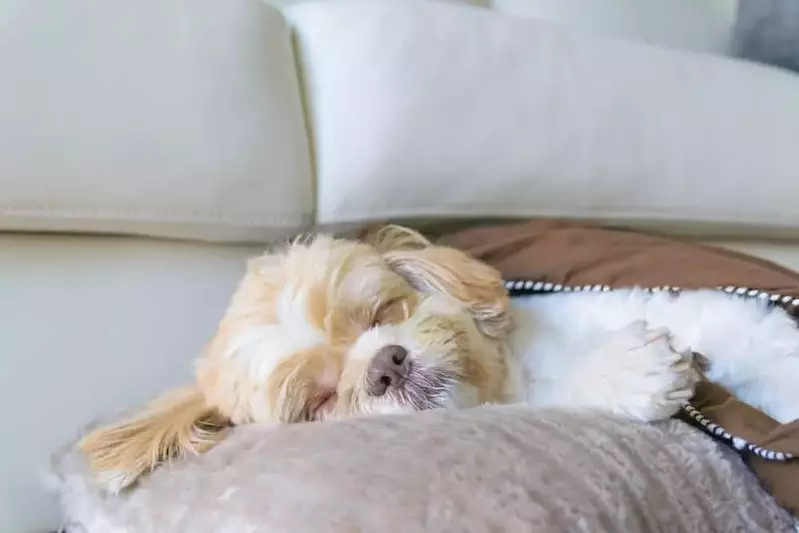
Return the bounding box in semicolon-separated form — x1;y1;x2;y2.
78;386;230;493
372;225;513;339
364;224;432;252
194;252;287;425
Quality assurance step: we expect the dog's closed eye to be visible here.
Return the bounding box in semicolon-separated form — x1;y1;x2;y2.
370;299;399;328
371;297;413;328
306;390;338;421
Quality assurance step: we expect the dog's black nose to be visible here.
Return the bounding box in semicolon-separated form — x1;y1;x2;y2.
366;345;410;397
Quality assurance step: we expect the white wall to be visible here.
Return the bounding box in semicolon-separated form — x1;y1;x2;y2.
492;0;737;54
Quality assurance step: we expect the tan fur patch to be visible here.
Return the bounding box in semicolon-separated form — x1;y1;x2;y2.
78;386;230;493
196;268;284;424
267;347;343;423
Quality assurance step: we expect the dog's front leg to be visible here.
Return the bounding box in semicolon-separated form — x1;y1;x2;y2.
562;321;698;422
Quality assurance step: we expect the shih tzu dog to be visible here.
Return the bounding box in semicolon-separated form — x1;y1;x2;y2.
80;225;799;492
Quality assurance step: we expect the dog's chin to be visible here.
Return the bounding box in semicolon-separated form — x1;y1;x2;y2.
317;362;462;421
382;362;460;412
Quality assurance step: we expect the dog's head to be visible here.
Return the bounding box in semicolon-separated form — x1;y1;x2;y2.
197;225;514;424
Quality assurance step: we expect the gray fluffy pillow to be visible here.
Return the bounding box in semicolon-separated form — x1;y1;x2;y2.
732;0;799;73
48;406;792;533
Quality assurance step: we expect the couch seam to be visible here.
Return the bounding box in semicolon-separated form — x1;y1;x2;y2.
0;205;312;226
320;204;799;227
287;21;320;225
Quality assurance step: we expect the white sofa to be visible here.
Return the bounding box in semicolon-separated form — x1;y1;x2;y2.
3;0;799;530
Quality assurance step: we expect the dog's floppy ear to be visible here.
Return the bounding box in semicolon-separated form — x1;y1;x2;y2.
78;251;286;493
371;225;513;339
78;386;230;493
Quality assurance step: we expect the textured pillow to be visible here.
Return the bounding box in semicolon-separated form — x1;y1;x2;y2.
50;407;792;533
732;0;799;73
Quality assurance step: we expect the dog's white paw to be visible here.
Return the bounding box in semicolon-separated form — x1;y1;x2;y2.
579;320;698;422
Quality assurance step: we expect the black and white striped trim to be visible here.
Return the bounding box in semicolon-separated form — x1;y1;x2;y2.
681;404;793;461
505;279;797;462
503;280;799;308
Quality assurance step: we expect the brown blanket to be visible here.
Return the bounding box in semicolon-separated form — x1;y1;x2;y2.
439;220;799;516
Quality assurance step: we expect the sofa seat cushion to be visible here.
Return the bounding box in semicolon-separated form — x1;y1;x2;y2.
287;0;799;237
0;0;312;242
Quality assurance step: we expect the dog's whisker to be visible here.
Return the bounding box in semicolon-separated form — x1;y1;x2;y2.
383;363;460;411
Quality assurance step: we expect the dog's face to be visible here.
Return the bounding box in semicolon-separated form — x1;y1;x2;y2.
196;226;513;425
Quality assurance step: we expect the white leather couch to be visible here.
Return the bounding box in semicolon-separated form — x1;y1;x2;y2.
3;0;799;530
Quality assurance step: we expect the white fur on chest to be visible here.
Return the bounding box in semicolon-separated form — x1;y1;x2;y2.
505;288;799;423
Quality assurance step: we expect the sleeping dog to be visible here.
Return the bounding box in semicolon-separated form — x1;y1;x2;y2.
80;225;799;492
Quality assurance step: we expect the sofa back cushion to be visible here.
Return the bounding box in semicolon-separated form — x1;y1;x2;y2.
288;0;799;237
0;0;313;242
